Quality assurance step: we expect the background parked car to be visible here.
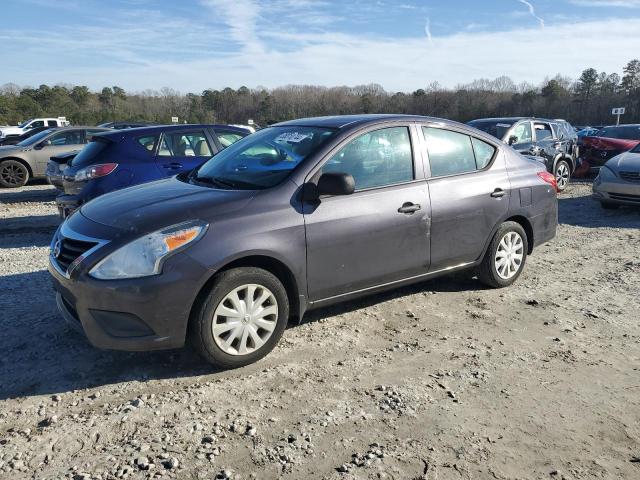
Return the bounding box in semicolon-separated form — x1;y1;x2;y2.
46;150;80;189
54;124;250;217
580;124;640;171
97;121;158;129
592;142;640;209
0;126;110;188
0;117;69;139
0;125;52;146
467;117;578;191
48;114;558;368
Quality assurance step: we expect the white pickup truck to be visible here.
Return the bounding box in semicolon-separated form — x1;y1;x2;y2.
0;117;70;139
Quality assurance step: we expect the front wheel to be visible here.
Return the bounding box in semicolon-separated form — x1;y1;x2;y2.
0;159;29;188
190;267;290;368
554;159;571;192
478;222;528;288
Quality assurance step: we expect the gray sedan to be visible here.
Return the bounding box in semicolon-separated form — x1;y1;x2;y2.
49;114;559;369
592;146;640;208
0;126;109;188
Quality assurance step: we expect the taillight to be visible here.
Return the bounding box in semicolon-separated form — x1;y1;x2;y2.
537;171;558;192
74;163;118;182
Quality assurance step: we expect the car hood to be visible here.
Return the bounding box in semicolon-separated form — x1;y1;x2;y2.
583;136;639;151
607;151;640;172
0;145;23;153
80;176;256;234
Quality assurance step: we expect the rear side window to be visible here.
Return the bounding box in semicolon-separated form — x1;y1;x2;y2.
423;127;496;177
137;135;158;153
534;123;554;141
159;131;212;157
71;140;110;167
47;120;58;127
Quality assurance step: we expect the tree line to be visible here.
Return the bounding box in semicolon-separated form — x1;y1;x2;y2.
1;59;639;128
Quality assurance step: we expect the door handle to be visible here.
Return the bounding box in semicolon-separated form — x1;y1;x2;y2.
490;188;505;198
398;202;421;214
162;162;183;169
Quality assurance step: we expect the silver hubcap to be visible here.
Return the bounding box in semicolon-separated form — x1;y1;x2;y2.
212;284;278;356
495;231;524;280
556;163;569;189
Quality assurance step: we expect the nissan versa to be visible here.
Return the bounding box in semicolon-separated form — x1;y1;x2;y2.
49;115;558;368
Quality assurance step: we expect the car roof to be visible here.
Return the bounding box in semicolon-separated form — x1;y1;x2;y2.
92;123;250;139
273;114;466;129
469;117;559;123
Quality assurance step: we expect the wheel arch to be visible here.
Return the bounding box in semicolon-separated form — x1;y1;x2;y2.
553;153;573;173
188;254;303;333
0;156;34;178
504;215;534;254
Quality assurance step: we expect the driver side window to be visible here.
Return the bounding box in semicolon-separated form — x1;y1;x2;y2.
321;127;414;191
511;122;532;144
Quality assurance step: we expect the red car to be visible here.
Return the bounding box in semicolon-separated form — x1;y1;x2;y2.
580;124;640;172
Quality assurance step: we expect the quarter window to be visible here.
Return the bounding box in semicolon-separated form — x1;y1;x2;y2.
322;127;414;190
159;131;212;157
471;137;496;169
137;135;158;153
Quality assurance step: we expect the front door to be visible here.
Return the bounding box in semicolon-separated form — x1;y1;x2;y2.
304;125;431;301
509;120;537;157
421;125;510;271
155;129;215;176
31;129;86;175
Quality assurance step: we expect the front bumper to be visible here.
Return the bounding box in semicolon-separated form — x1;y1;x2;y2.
48;223;211;351
592;177;640;206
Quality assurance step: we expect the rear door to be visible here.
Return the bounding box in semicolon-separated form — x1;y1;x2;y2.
304;124;431;301
212;128;249;150
155;129;215;176
533;122;558;168
420;125;510;271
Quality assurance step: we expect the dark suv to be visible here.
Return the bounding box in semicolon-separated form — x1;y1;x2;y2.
49;114;558;369
468;117;578;191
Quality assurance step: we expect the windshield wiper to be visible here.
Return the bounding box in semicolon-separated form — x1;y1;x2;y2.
192;174;237;189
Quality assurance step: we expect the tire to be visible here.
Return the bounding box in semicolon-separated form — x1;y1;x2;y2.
0;159;29;188
478;221;528;288
554;159;570;192
190;267;290;368
600;201;620;210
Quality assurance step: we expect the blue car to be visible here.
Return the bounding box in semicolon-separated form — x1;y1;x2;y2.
54;124;249;217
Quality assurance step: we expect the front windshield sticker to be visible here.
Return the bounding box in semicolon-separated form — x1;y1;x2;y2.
496;123;512;128
275;132;311;143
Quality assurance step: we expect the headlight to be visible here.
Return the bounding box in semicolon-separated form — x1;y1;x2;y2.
89;221;208;279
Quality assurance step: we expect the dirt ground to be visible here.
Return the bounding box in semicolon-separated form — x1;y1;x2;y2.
0;181;639;480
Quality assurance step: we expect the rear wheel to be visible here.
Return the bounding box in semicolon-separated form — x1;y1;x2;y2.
0;159;29;188
190;267;289;368
554;159;570;192
478;221;528;288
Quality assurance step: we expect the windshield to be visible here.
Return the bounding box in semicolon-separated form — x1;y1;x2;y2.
190;126;337;190
18;119;34;128
16;128;56;146
597;126;640;140
467;120;513;140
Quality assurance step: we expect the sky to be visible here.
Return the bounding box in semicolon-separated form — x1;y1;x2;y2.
1;0;640;93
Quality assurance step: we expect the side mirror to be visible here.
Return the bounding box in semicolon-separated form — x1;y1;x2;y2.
317;172;355;197
508;135;518;145
34;142;45;150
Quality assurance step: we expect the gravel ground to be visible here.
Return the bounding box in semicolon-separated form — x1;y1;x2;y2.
0;181;639;480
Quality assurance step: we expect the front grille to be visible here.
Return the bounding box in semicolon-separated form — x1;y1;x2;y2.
619;171;640;183
609;192;640;203
55;236;97;273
